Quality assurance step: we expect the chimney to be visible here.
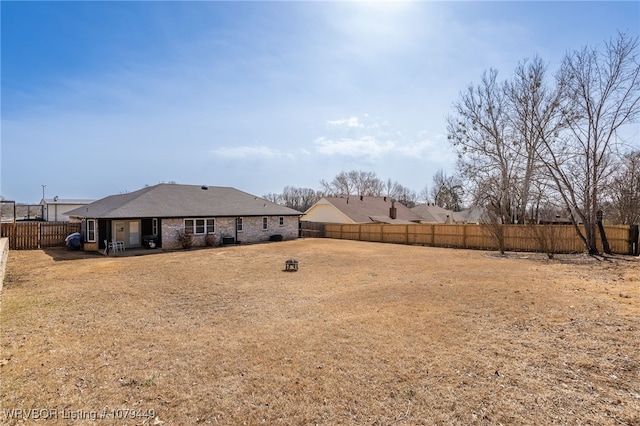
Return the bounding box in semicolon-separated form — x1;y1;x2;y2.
389;198;397;219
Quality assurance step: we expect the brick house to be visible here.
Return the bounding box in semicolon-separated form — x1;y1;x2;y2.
65;183;301;253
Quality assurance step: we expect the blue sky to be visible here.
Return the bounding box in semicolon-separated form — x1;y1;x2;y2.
2;1;638;203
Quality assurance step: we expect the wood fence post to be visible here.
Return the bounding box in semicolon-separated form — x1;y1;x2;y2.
431;224;435;246
631;224;639;256
463;224;467;248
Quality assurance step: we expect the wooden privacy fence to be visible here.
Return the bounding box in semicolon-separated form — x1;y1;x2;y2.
0;222;81;250
320;223;638;255
299;221;325;238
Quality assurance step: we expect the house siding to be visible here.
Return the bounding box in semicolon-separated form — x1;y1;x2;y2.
161;216;299;249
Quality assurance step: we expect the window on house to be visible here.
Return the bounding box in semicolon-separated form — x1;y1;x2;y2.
262;217;268;230
279;216;284;226
152;218;158;236
185;218;215;235
87;219;96;242
236;217;243;232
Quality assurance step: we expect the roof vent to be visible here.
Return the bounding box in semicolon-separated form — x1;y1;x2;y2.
54;195;59;202
201;185;208;190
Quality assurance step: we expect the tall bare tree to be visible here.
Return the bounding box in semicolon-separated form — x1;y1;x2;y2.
506;56;564;223
535;33;640;253
448;69;516;223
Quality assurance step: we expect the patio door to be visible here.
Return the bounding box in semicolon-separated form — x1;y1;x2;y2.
129;222;140;246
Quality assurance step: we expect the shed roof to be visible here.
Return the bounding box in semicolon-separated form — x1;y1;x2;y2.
66;184;302;219
42;198;95;205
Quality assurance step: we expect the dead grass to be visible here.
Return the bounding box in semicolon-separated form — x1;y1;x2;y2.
1;239;639;425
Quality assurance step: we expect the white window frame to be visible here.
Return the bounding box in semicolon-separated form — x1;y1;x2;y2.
152;218;158;236
279;216;284;226
236;217;243;232
185;218;215;235
262;217;268;230
87;219;96;242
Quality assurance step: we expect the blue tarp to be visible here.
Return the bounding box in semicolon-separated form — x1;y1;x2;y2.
65;232;82;250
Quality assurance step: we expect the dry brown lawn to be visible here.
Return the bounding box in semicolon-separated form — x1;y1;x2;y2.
1;239;639;425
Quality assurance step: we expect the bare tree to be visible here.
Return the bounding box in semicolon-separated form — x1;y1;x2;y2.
320;171;353;196
607;149;640;224
263;193;282;204
384;178;404;199
320;170;384;197
430;169;464;211
266;186;321;212
535;33;640;253
395;186;419;208
447;69;517;224
506;56;562;223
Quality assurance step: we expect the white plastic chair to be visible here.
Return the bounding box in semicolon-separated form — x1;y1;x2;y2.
105;239;117;254
112;239;124;252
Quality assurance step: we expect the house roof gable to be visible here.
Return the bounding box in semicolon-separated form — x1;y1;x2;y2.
65;184;302;219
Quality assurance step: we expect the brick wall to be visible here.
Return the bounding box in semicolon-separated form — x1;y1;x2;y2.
161;216;299;249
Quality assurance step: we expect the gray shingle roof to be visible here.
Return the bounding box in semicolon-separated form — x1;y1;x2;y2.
324;196;423;223
65;184;302;219
411;204;465;223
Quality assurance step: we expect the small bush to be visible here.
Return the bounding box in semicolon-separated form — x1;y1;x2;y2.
205;233;219;247
176;229;193;249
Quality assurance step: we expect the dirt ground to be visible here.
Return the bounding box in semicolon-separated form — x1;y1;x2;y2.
1;239;639;425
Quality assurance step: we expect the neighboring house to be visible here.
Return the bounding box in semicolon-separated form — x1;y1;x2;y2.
40;197;95;222
411;203;466;224
65;183;301;253
301;196;423;224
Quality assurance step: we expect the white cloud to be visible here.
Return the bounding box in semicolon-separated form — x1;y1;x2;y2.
314;135;443;161
314;136;396;160
326;116;364;128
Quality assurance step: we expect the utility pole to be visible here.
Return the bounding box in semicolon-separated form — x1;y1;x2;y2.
41;184;46;201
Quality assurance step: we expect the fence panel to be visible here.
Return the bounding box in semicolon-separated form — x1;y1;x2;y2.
433;224;466;248
406;224;434;245
319;222;635;255
598;225;633;254
300;221;324;238
359;224;382;242
41;222;81;247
